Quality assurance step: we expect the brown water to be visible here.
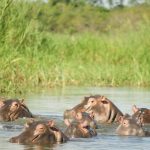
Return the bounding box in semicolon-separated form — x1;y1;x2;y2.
0;87;150;150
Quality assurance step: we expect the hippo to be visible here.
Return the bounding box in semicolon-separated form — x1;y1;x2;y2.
9;120;69;145
64;119;97;138
64;110;97;129
132;105;150;124
116;114;150;136
0;98;34;121
64;95;123;124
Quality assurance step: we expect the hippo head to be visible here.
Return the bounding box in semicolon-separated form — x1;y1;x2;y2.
0;99;33;121
80;95;123;123
116;114;146;136
47;120;69;143
9;120;68;145
64;110;97;129
132;105;150;124
64;120;97;138
63;100;88;122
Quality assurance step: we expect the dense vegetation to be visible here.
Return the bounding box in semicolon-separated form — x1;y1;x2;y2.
0;0;150;94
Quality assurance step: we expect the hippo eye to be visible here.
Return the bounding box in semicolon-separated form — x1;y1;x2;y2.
91;100;94;103
14;103;18;107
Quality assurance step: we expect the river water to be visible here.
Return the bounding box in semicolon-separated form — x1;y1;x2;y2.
0;87;150;150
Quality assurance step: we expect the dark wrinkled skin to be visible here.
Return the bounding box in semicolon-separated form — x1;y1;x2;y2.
64;95;123;124
0;99;34;121
65;122;97;138
9;120;69;145
116;114;150;136
132;105;150;124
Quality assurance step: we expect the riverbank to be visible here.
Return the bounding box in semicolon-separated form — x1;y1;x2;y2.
0;1;150;94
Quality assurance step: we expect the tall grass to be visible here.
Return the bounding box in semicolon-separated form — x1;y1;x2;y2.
0;0;150;94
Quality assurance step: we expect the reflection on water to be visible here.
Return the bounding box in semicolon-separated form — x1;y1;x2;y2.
22;144;56;150
0;87;150;150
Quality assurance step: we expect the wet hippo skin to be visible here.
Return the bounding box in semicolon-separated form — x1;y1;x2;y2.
116;114;150;136
0;98;34;121
9;120;69;145
132;105;150;124
64;95;123;124
64;111;97;129
64;116;97;138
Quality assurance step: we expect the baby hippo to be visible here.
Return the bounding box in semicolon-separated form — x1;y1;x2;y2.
9;120;68;145
116;114;150;136
0;98;33;121
132;105;150;124
64;115;97;138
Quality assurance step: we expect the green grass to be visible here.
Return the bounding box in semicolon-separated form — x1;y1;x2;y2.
0;0;150;94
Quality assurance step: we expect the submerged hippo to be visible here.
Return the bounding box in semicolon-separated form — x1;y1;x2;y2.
0;98;34;121
116;114;150;136
64;95;123;124
9;120;68;145
132;105;150;124
64;110;97;129
65;119;97;138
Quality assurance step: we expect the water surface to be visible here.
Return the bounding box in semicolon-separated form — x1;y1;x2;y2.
0;87;150;150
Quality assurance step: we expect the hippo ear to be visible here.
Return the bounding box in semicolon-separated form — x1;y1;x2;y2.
101;100;109;104
48;120;55;127
0;97;5;101
24;123;30;128
0;100;4;108
24;118;35;128
118;116;124;124
100;96;109;104
20;99;25;104
84;96;88;99
84;96;89;100
132;105;139;113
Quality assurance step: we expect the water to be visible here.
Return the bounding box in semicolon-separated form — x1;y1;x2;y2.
0;87;150;150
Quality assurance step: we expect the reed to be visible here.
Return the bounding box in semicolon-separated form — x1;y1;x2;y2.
0;0;150;94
